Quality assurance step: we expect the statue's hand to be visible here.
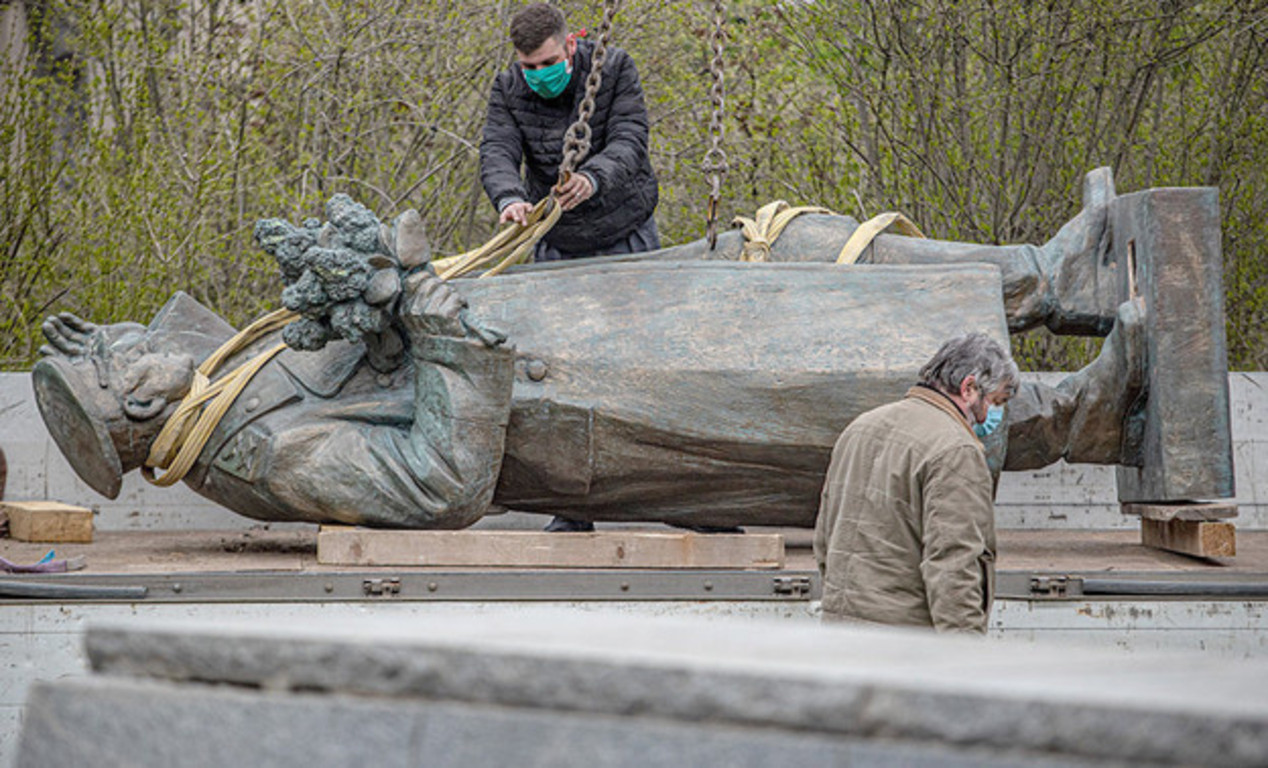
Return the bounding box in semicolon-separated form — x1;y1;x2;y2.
399;270;468;341
39;313;99;359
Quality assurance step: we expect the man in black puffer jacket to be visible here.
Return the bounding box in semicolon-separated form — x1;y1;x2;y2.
480;3;660;263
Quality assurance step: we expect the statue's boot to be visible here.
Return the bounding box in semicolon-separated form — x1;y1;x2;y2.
1002;298;1146;471
603;168;1120;335
1039;166;1118;335
865;168;1119;336
544;516;595;532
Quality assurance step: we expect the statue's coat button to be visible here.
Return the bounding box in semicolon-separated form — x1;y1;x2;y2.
526;359;548;381
376;373;393;388
243;397;261;412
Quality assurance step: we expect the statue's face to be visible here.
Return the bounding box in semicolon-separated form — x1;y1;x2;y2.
90;325;197;422
34;319;198;499
35;292;234;498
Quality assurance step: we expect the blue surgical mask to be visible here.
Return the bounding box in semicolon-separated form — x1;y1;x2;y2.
523;58;572;99
973;404;1005;439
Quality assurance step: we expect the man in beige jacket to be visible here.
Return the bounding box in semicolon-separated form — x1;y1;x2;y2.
814;333;1019;634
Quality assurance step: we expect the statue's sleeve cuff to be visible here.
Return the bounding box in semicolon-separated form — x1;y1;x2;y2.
412;333;513;367
410;334;515;426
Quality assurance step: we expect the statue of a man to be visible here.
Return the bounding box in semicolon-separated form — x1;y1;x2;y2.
33;171;1147;529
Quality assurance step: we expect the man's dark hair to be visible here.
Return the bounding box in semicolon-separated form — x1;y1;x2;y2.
510;3;568;54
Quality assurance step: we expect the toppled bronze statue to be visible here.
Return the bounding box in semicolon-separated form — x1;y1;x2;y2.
31;168;1232;528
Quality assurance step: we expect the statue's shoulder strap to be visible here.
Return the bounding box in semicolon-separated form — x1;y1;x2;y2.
277;339;365;398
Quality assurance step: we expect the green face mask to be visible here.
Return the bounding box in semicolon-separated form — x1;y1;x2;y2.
523;58;572;99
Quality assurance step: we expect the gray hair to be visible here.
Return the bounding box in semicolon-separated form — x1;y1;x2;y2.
918;333;1020;397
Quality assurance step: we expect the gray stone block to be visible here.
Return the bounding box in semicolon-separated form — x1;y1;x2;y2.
16;673;1124;768
64;612;1268;766
18;676;419;768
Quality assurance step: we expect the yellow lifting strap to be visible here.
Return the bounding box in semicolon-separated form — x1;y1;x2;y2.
732;201;926;264
835;211;926;264
731;200;832;262
432;196;562;280
142;307;298;487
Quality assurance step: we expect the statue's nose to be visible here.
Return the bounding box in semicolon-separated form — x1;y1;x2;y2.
124;394;168;421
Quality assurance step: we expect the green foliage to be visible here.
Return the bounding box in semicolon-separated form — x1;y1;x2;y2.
2;0;1266;370
773;0;1268;369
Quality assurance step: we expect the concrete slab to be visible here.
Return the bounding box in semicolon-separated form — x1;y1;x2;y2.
16;612;1268;767
6;597;1268;768
0;708;20;768
19;675;1104;768
1230;372;1268;440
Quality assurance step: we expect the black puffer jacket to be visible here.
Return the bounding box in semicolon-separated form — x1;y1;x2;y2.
480;39;659;254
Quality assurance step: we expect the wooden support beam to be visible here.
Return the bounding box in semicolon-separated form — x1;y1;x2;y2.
1140;518;1235;559
1;501;94;543
317;527;785;569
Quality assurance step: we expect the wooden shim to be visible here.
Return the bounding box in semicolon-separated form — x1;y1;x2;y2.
1;501;93;543
1122;502;1238;522
1140;518;1235;558
317;527;785;569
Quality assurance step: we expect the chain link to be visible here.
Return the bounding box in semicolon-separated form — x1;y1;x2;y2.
557;0;620;184
701;0;728;250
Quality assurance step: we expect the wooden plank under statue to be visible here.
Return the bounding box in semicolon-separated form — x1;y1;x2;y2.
1122;502;1239;558
317;527;786;569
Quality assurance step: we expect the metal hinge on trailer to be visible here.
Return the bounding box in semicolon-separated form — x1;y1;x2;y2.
362;577;401;597
772;575;813;597
1028;575;1084;598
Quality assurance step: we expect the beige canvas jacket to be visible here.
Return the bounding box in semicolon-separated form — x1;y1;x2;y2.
814;386;996;633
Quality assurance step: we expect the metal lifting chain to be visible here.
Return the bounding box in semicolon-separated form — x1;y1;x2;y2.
557;0;621;184
701;0;728;250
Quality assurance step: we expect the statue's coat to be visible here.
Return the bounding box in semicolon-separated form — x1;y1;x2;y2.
185;261;1008;528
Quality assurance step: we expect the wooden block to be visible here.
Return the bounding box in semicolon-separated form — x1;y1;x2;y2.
317;527;785;569
1122;502;1238;522
1;501;93;543
1140;517;1234;558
